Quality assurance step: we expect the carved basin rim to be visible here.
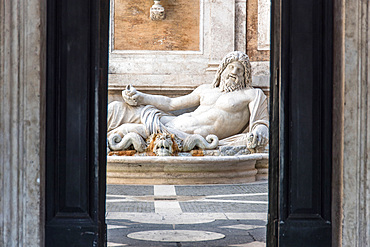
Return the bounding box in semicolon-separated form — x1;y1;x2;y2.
106;153;268;184
107;153;269;163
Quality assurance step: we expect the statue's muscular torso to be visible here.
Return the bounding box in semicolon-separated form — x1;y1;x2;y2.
165;84;257;139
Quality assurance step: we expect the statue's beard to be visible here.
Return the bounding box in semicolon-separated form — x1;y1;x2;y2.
220;76;244;92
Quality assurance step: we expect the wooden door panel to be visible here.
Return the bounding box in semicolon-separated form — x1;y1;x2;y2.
268;0;333;246
45;0;109;246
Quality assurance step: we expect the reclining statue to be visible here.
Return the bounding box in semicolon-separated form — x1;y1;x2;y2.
107;51;269;154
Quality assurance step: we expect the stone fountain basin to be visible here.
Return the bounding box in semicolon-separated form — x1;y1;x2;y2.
107;153;268;185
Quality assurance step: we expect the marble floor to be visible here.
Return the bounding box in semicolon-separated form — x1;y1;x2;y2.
106;182;268;246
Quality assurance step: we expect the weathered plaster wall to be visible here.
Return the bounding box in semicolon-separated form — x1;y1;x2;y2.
333;0;370;246
0;0;45;246
246;0;270;61
114;0;200;51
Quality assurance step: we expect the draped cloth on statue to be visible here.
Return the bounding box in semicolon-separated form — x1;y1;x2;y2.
107;101;143;133
107;102;189;139
140;105;189;139
219;89;269;146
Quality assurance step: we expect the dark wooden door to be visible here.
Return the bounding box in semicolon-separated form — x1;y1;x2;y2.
268;0;333;246
45;0;109;246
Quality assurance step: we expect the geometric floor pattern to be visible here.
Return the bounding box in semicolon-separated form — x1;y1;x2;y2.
106;182;268;247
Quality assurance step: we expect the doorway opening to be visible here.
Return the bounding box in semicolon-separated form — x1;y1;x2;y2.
105;0;271;246
44;0;334;245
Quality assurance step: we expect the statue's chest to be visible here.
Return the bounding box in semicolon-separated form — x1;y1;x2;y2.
201;92;247;111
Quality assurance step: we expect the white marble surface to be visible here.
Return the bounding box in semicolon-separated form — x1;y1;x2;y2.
154;185;182;214
108;153;268;163
107;243;127;247
220;224;265;231
0;0;45;246
229;242;265;247
128;230;225;242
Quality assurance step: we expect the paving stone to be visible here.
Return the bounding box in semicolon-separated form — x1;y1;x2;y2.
175;183;268;196
180;202;267;213
107;185;154;196
239;184;268;194
127;230;225;242
212;195;268;201
107;202;155;212
106;182;268;246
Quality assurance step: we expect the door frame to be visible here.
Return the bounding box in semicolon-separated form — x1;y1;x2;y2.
44;0;334;246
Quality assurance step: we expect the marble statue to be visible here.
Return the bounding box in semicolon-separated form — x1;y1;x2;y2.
107;51;269;155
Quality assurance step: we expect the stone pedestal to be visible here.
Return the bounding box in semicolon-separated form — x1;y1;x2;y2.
107;154;268;185
255;159;268;181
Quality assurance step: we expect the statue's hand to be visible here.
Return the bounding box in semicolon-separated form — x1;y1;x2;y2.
122;84;140;106
247;125;268;149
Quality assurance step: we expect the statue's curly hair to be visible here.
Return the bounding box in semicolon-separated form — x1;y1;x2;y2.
212;51;252;89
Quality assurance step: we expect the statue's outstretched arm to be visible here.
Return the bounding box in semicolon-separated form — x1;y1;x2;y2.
122;84;202;112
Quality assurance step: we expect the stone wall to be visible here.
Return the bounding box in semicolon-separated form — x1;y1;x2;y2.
0;0;46;246
113;0;200;51
246;0;270;61
333;0;370;246
108;0;270;103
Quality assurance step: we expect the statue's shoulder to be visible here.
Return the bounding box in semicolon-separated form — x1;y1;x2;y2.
241;87;265;101
251;88;267;98
196;84;213;90
194;83;213;93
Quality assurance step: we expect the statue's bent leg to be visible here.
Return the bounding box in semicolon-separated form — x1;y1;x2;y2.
107;101;144;132
107;123;148;139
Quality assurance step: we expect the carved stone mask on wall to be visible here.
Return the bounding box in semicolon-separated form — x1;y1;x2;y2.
150;0;166;21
